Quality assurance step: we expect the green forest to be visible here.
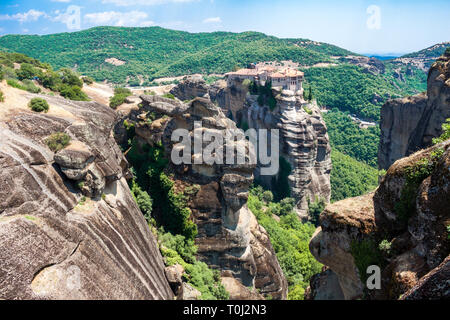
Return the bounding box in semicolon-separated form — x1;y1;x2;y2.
303;64;426;120
0;26;352;85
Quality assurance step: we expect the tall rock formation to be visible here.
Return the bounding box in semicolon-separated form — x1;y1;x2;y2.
309;139;450;300
126;94;288;299
171;76;332;220
379;50;450;169
0;87;173;300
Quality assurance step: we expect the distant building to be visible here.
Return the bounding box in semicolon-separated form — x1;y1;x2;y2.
226;64;304;92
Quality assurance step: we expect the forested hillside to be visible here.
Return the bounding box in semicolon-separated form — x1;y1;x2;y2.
0;26;351;85
1;27;445;123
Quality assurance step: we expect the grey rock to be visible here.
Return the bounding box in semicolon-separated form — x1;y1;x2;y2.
0;95;173;300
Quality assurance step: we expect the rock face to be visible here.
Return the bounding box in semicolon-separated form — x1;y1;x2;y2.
309;140;450;300
0;91;173;300
244;89;331;219
339;55;385;75
171;76;332;220
379;50;450;170
134;95;288;299
169;75;209;101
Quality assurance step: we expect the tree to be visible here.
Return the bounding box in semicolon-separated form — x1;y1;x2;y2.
262;190;274;203
16;63;39;80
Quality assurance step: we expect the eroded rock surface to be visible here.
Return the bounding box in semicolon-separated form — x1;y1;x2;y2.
379;50;450;169
133;94;288;299
171;76;331;220
309;140;450;300
0;91;173;300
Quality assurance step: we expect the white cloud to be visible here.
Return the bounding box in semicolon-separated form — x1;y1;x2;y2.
203;16;221;24
84;11;154;27
0;9;48;23
101;0;197;7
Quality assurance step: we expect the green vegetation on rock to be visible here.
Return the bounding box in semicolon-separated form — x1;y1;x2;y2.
29;97;49;113
110;87;132;109
248;186;322;300
45;132;71;152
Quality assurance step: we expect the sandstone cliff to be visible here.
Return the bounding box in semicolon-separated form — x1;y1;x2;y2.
309;139;450;300
171;76;332;220
0;83;173;300
379;50;450;170
123;94;288;299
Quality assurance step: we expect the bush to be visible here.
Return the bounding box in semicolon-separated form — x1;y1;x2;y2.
7;79;26;90
29;98;49;113
82;76;94;85
45;132;71;152
59;84;89;101
162;93;175;100
262;190;274;203
16;63;40;80
308;197;326;226
59;68;83;87
0;90;4;102
110;87;132;109
350;239;384;283
22;79;41;93
432;118;450;144
41;71;62;91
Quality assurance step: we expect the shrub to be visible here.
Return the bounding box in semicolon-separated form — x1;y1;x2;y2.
22;79;41;93
109;93;128;109
162;93;175;100
308;197;326;226
16;63;40;80
59;68;83;87
279;197;296;215
110;87;132;109
45;132;71;152
59;84;89;101
29;98;49;113
41;71;62;91
0;90;4;102
114;87;132;96
303;106;313;115
7;79;26;90
350;239;384;283
131;180;153;223
432;118;450;144
378;239;392;256
262;190;274;203
82;76;94;85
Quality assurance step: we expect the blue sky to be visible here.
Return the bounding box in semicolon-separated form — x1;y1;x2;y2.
0;0;449;55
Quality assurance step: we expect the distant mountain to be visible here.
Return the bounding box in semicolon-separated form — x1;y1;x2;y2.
390;42;450;71
401;42;450;59
0;26;353;85
0;26;444;122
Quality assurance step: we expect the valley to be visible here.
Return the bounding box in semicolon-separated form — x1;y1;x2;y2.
0;26;448;301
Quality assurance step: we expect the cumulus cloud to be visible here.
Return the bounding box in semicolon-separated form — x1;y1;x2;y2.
84;11;154;27
101;0;197;6
0;9;48;23
203;16;221;24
